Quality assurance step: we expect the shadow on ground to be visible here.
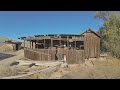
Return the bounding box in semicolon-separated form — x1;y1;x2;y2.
0;53;15;60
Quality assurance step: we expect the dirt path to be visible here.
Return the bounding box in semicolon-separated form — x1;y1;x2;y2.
0;49;24;66
0;50;120;79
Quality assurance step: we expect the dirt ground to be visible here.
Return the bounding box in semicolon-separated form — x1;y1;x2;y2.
49;56;120;79
60;58;120;79
0;49;120;79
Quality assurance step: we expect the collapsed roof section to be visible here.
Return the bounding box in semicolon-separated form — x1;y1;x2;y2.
18;28;100;41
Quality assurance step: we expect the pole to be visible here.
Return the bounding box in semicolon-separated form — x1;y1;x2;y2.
24;39;25;49
51;39;53;48
67;36;69;47
75;40;76;49
44;39;45;49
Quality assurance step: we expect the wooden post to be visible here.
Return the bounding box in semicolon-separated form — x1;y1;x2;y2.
59;36;61;48
44;39;45;49
51;39;53;48
32;41;33;49
67;36;69;47
37;40;39;49
33;41;35;49
36;41;38;49
60;40;61;48
35;41;36;49
75;40;76;49
63;40;66;47
48;49;50;61
23;39;25;48
27;41;28;48
30;41;31;48
64;54;66;62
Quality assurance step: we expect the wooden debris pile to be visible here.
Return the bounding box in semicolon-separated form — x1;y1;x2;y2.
1;60;68;79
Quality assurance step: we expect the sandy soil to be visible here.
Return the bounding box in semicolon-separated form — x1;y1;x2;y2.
59;57;120;79
0;49;120;79
0;50;24;65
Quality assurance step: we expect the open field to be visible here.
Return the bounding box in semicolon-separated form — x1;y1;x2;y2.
0;49;120;79
60;57;120;79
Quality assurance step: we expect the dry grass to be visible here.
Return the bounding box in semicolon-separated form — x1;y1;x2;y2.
0;63;57;79
0;65;19;77
0;44;13;53
0;49;120;79
61;56;120;79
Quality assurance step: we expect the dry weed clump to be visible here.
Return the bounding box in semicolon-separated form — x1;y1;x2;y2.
0;65;30;78
0;65;19;77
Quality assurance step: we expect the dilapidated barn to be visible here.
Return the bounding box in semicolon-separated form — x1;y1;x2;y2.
81;29;100;58
19;29;100;64
5;40;22;51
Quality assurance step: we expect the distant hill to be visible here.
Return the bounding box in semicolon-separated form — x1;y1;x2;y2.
0;36;13;52
0;36;9;46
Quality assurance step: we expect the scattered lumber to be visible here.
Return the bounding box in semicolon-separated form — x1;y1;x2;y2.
1;63;61;79
100;53;107;57
10;62;19;66
11;60;63;67
29;63;36;67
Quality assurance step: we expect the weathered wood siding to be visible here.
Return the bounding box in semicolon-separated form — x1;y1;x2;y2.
66;50;85;64
24;49;85;64
84;32;100;58
24;49;55;61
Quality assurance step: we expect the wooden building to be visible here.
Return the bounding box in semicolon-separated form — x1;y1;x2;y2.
19;29;100;63
5;40;22;51
81;29;101;58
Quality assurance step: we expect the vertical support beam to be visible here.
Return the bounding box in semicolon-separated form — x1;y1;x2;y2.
32;41;33;49
84;37;86;59
59;36;61;48
37;40;39;49
33;41;35;49
67;36;69;47
37;41;38;49
75;40;76;49
30;41;31;48
60;40;61;48
44;39;45;49
26;41;28;48
30;41;32;48
98;38;100;57
64;40;66;47
51;39;53;48
30;42;31;48
31;41;33;49
48;49;49;61
31;41;32;49
35;41;36;49
23;39;25;48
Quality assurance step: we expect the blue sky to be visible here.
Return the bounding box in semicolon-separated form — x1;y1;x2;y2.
0;11;103;41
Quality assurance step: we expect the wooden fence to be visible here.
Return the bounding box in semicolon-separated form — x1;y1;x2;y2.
66;50;85;64
24;49;85;64
24;49;53;61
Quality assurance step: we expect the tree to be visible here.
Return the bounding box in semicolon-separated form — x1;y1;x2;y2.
95;11;111;20
95;11;120;58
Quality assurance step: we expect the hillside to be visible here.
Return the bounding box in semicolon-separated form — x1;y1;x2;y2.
0;36;9;46
0;36;13;52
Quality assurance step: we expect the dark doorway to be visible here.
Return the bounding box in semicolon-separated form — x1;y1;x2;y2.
16;44;18;50
36;43;44;49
